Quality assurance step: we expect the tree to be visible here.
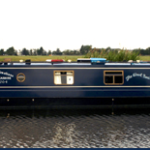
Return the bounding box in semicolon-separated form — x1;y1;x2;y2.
63;49;81;55
33;49;37;55
6;47;17;55
52;48;62;55
21;48;29;55
30;49;33;55
0;49;4;55
37;47;45;55
63;50;70;55
146;47;150;55
48;50;51;55
43;50;47;55
79;45;92;54
56;48;62;55
106;47;111;52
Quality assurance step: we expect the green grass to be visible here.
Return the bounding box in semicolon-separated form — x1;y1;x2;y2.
0;55;150;62
139;55;150;61
0;55;84;62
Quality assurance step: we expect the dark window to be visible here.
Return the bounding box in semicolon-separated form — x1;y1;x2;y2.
61;72;66;75
105;76;113;83
115;76;122;83
104;71;124;85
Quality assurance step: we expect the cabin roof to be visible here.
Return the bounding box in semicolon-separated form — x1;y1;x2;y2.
1;58;150;66
1;62;150;66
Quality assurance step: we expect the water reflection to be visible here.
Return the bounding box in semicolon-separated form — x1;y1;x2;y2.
0;109;150;148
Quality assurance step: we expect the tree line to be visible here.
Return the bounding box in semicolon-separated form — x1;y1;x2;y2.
0;46;150;56
0;47;81;56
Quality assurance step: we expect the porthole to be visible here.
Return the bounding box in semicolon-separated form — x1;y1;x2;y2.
17;73;26;82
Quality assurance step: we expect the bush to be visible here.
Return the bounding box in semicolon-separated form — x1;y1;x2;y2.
84;49;139;61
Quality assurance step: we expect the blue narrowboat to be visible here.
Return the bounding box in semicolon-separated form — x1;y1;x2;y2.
0;58;150;108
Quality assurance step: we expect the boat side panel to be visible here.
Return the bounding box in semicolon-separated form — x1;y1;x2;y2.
1;68;150;86
0;69;105;86
0;68;150;98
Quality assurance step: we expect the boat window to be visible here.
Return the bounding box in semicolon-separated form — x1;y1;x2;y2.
17;73;26;82
105;76;113;83
54;71;74;85
104;71;124;85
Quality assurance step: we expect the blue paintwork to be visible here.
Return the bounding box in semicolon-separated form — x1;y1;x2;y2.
0;63;150;98
90;58;106;63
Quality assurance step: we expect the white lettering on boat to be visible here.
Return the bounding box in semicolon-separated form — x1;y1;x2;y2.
0;71;14;84
126;73;150;81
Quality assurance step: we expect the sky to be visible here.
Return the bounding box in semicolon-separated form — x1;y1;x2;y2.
0;0;150;51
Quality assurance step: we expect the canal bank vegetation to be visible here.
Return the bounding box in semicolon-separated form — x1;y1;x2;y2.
0;55;150;62
0;45;150;61
1;45;150;56
85;49;140;61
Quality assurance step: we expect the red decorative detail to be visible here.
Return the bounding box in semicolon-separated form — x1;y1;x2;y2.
51;59;63;62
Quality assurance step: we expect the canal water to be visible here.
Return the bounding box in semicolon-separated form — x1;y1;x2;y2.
0;108;150;148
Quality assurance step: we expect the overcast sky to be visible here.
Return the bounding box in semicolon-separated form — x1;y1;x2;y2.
0;0;150;51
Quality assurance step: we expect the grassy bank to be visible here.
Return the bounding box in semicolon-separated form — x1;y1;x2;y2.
0;55;150;61
0;55;83;62
139;56;150;61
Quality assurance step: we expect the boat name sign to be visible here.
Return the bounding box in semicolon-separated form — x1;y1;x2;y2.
126;73;150;81
0;71;14;84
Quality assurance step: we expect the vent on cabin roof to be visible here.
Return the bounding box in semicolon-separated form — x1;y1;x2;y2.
90;58;106;63
25;59;31;65
77;58;91;62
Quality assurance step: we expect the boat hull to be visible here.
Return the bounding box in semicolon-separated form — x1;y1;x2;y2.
0;65;150;98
